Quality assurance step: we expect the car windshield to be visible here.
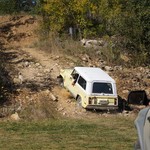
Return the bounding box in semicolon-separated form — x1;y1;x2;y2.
92;82;113;94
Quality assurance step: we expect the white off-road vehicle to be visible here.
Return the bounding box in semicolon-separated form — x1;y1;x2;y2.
58;67;118;110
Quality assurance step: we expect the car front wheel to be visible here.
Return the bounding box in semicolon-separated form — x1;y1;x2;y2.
57;76;64;87
77;95;82;107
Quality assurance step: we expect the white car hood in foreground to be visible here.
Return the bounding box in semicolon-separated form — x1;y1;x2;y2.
135;107;150;150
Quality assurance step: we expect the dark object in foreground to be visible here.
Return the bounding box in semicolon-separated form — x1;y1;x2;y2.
118;90;149;112
134;107;150;150
127;90;149;110
127;90;149;106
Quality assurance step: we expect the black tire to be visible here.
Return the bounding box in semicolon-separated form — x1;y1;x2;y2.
76;95;82;107
57;76;64;87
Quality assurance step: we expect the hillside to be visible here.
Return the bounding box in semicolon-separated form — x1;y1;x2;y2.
0;14;150;120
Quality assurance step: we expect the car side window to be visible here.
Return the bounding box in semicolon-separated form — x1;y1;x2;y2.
78;76;87;90
71;70;79;84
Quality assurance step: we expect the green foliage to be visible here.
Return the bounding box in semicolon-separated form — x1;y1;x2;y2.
40;0;149;58
100;36;122;64
0;0;41;15
0;0;16;14
131;50;149;66
117;0;150;52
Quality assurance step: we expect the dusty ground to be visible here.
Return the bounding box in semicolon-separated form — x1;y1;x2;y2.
0;15;150;120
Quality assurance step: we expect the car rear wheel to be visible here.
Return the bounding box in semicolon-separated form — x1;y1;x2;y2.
77;96;82;107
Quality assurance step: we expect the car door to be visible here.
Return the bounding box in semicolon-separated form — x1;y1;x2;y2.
70;75;87;100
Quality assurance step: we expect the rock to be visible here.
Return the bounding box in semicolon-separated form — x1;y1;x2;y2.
147;74;150;79
81;54;90;62
45;89;50;94
63;112;67;116
81;38;104;49
69;62;75;66
10;112;20;121
37;73;43;77
16;88;21;92
114;66;122;70
44;69;51;73
82;57;88;62
24;61;29;67
88;63;94;67
50;93;58;101
18;72;23;84
122;90;129;94
55;56;60;60
35;63;40;67
145;90;150;96
58;107;64;111
104;66;113;71
26;96;29;99
38;66;43;69
13;77;20;84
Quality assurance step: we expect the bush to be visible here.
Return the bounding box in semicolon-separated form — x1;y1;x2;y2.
0;0;16;14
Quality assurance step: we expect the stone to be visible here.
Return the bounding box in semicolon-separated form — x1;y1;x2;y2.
24;61;29;67
35;63;40;67
114;66;123;70
18;73;23;84
45;89;50;94
58;107;64;111
63;112;67;116
105;66;113;71
55;56;60;60
82;57;88;62
44;69;51;73
13;78;20;84
50;93;58;101
122;90;129;94
10;112;20;121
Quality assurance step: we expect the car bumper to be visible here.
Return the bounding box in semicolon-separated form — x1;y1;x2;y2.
85;105;118;110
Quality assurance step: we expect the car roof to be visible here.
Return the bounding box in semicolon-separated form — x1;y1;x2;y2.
74;67;115;83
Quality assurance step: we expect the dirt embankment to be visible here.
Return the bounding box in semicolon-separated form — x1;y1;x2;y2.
0;15;150;120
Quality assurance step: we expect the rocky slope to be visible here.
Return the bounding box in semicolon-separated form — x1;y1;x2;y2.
0;15;150;120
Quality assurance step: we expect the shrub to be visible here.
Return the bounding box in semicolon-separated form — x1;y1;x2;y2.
0;0;16;14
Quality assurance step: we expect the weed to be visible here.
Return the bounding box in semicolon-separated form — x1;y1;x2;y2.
131;51;149;66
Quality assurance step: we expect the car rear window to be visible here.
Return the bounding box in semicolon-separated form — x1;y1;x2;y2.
92;82;113;94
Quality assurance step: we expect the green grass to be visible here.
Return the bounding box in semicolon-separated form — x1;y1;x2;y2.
0;116;137;150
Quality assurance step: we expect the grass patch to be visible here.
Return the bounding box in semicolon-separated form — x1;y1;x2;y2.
0;116;137;150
